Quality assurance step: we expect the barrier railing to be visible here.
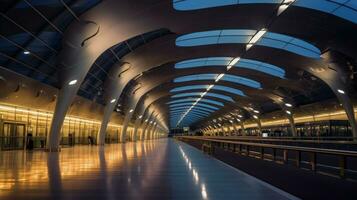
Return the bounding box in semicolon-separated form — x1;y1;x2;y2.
199;136;357;145
176;136;357;179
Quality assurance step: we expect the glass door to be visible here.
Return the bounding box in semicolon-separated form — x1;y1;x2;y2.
1;123;25;150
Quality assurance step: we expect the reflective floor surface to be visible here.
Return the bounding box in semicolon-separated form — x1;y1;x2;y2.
0;139;299;200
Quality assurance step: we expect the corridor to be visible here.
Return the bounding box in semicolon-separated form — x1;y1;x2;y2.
0;139;297;200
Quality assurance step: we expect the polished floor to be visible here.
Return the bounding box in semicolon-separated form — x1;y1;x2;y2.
0;139;298;200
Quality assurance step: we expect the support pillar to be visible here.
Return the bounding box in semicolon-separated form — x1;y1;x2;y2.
256;119;262;136
308;51;357;139
47;21;102;151
97;63;131;145
287;113;297;137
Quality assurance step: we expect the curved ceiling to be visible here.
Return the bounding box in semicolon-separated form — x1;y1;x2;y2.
173;0;357;24
176;29;321;58
1;0;356;130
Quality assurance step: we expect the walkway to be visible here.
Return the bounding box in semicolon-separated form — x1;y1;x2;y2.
0;139;298;199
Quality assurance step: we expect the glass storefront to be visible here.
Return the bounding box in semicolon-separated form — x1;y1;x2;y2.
0;103;123;150
243;120;352;137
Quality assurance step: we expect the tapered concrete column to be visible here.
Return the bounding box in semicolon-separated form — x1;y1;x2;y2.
226;125;231;136
142;112;155;140
132;117;142;141
145;124;153;140
269;95;297;137
97;63;132;145
151;124;158;140
308;51;357;139
134;108;152;141
241;122;246;136
47;21;102;151
140;121;149;140
256;119;262;136
147;122;156;140
120;88;143;142
120;113;134;143
232;124;238;135
286;113;297;137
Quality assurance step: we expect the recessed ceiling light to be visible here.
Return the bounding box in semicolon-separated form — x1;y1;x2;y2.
68;79;77;85
110;99;116;103
286;110;291;115
253;115;258;119
23;51;30;55
337;89;345;94
129;109;134;113
285;103;292;107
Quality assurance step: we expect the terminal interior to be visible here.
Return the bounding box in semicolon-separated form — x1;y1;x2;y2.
0;0;357;199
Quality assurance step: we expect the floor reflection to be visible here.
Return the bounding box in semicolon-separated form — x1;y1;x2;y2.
0;140;163;199
0;139;297;200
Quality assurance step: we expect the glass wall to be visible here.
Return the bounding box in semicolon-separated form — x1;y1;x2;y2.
243;120;352;137
0;103;123;150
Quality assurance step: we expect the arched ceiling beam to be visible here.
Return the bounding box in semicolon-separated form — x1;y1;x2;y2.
47;0;357;148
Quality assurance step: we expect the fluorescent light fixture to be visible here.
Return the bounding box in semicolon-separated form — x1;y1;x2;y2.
227;57;241;70
68;79;77;85
138;115;142;119
150;121;153;124
207;85;214;91
277;0;296;16
246;44;253;51
285;103;292;107
337;89;345;94
253;115;258;119
218;123;221;126
23;51;30;55
201;92;207;97
237;115;243;118
253;110;260;114
110;99;116;103
246;28;267;50
286;110;291;115
129;109;134;113
145;119;148;122
236;118;241;122
215;73;225;82
229;120;233;124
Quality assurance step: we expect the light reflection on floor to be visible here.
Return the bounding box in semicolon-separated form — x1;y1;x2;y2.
0;139;298;200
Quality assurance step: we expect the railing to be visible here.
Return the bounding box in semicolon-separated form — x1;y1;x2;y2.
200;136;357;144
176;136;357;179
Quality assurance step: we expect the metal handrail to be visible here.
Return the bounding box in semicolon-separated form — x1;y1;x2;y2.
176;136;357;178
178;136;357;156
199;136;357;144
